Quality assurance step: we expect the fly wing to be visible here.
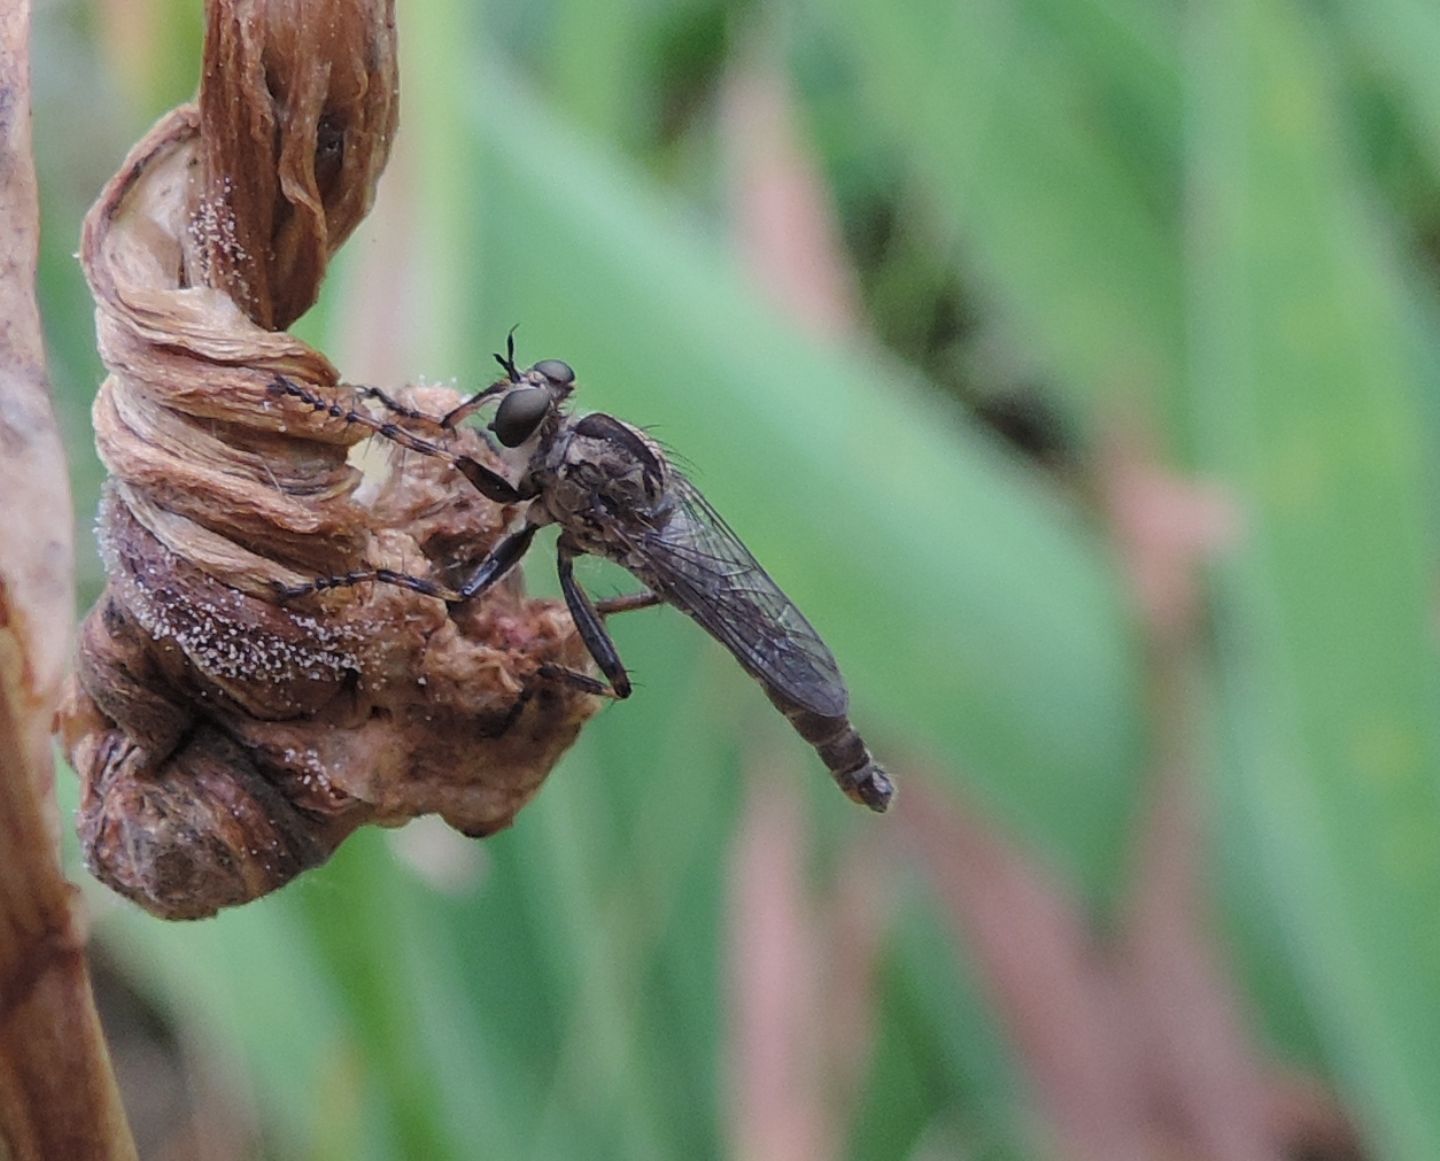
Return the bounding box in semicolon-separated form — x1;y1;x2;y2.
631;473;849;719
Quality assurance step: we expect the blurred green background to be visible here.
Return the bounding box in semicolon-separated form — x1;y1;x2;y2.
29;0;1440;1157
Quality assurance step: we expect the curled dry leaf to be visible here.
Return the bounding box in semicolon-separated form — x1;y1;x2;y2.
59;0;598;920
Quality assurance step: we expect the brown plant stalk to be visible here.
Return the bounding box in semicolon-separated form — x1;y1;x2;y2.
0;4;137;1158
60;0;598;920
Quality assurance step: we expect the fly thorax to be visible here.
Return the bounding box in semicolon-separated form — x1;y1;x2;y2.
544;413;670;532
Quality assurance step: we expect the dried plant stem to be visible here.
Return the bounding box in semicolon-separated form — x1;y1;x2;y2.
0;4;136;1158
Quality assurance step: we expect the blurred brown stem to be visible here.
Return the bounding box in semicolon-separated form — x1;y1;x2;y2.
0;4;137;1159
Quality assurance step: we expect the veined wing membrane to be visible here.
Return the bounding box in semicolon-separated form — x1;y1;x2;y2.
634;474;849;719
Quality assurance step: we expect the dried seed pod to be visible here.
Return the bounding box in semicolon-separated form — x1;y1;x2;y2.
60;0;598;919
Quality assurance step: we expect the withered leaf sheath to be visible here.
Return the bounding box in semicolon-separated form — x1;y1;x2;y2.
61;0;599;920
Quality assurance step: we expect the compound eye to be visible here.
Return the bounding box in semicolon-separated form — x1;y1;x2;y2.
490;386;551;447
532;359;575;387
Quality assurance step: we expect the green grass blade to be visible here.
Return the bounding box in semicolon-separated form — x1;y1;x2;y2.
1333;0;1440;181
95;896;349;1156
1187;2;1440;1155
805;0;1184;423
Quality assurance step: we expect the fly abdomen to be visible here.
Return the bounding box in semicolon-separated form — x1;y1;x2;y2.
765;690;894;813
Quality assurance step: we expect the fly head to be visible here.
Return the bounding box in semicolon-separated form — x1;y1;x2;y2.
444;335;579;440
486;356;576;447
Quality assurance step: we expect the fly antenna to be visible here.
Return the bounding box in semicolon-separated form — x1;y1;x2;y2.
493;325;521;383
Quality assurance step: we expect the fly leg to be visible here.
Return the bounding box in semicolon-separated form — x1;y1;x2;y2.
535;665;616;697
555;537;633;698
276;523;540;605
352;385;442;426
349;381;506;453
269;375;529;505
455;524;539;599
545;586;661;696
595;590;662;616
275;567;462;602
440;383;506;430
448;524;616;696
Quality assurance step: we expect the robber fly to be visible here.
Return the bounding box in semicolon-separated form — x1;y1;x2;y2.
273;336;894;811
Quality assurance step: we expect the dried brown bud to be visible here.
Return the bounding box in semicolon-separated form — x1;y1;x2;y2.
61;0;598;920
